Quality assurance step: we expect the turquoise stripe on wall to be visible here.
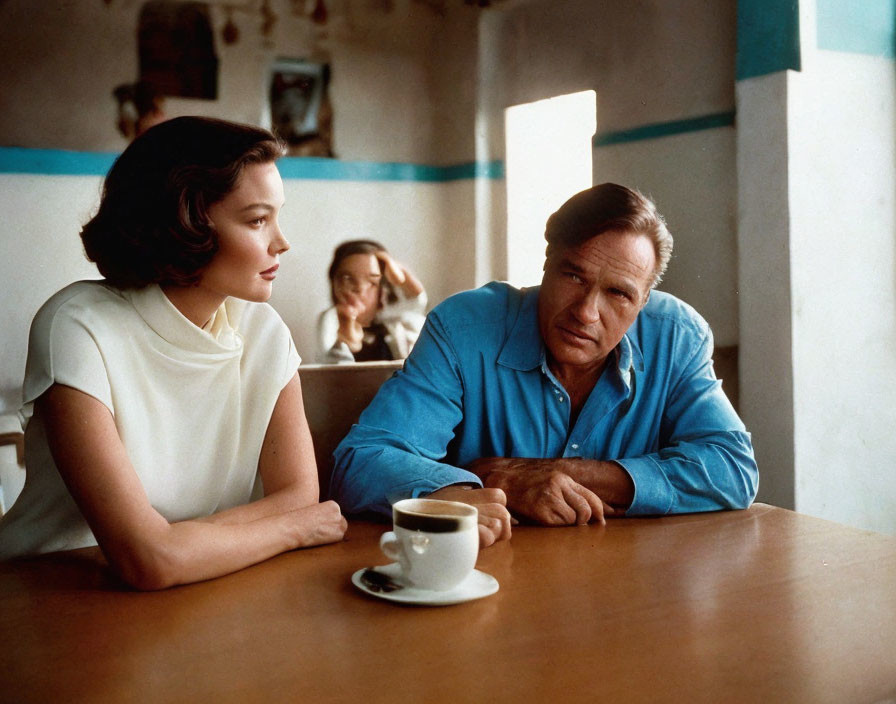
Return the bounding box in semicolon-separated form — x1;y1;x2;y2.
737;0;801;80
0;147;504;182
817;0;896;57
593;111;736;148
0;147;118;175
276;157;504;181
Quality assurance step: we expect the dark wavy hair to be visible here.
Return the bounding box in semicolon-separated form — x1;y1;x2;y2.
80;116;284;288
327;239;397;306
544;183;673;287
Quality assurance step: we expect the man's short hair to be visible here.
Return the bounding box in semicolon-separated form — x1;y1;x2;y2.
544;183;673;287
81;116;284;289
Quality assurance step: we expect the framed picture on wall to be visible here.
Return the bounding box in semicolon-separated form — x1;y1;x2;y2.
268;58;333;157
138;1;218;99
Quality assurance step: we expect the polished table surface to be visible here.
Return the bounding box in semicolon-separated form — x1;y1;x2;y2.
1;504;895;703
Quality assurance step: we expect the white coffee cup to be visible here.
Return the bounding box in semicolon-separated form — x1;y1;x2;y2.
379;498;479;591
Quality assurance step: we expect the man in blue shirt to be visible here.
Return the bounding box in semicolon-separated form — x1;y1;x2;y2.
331;184;758;547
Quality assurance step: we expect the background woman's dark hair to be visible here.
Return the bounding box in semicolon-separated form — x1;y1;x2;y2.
81;116;284;288
327;239;397;306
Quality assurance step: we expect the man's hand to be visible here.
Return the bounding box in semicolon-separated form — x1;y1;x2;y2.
425;486;512;548
468;458;618;526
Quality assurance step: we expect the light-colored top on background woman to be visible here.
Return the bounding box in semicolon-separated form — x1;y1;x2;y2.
0;281;299;558
315;241;427;365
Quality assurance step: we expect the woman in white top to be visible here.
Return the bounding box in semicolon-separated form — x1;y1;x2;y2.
317;240;426;364
0;117;346;589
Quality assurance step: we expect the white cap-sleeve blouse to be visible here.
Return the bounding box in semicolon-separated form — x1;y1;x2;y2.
0;281;300;558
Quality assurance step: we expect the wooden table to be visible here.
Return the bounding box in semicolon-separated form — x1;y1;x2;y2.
1;504;894;703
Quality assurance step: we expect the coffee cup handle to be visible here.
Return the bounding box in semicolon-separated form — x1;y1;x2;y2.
380;531;402;562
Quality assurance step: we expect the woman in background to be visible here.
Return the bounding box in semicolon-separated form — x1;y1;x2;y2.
0;117;346;589
317;240;426;364
113;80;169;141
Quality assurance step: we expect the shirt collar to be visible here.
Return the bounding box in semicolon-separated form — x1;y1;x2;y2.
496;285;645;386
497;287;543;371
615;332;643;389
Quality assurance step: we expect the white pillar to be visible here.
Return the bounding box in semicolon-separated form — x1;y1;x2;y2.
736;70;796;508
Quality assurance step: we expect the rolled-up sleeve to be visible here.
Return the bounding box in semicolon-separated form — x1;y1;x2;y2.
616;328;759;515
330;311;481;516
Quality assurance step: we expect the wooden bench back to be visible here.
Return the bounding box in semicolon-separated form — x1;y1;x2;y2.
299;361;402;499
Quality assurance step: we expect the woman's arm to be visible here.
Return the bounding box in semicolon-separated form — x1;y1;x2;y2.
39;376;346;591
199;373;320;523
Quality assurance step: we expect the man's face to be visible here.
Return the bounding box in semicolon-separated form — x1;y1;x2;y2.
538;229;656;376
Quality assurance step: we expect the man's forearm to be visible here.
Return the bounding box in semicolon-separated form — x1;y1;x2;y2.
332;441;482;516
560;458;634;508
468;457;635;509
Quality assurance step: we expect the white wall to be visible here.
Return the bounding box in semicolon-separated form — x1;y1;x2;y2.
477;0;740;345
592;129;739;345
736;71;796;510
0;0;484;414
788;45;896;535
0;174;103;412
270;176;477;362
737;0;896;535
0;0;478;162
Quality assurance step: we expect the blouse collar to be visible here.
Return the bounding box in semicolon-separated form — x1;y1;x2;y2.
123;284;243;356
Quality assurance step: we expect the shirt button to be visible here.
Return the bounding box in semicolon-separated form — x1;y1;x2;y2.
571;443;579;450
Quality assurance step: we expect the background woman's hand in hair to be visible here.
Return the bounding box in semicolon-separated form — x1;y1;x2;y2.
375;251;425;298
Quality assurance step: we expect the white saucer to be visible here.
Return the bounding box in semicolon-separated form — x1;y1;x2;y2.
351;563;499;606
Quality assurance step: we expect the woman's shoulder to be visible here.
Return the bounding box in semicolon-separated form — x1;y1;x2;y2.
234;300;302;374
377;289;426;326
389;287;427;308
317;305;337;325
24;281;127;410
316;305;338;339
31;280;128;334
38;279;122;310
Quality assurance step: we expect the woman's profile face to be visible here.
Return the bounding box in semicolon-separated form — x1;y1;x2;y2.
332;253;382;324
197;161;289;304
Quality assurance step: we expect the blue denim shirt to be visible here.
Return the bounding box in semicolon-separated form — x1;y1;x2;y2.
331;282;758;517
